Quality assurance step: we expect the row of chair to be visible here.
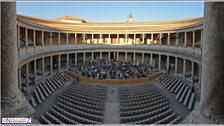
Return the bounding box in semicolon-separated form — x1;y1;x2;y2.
39;81;107;124
156;73;195;110
119;83;181;124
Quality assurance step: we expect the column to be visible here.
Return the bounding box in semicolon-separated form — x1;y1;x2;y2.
92;52;94;61
176;32;179;46
117;52;119;61
117;34;119;44
33;30;36;47
151;33;154;42
17;25;20;49
125;52;127;61
25;28;28;48
58;55;61;72
133;52;136;62
142;33;145;44
42;58;45;78
26;63;29;88
66;33;69;44
125;34;128;44
1;2;34;117
92;33;94;43
142;53;144;63
49;32;52;46
192;31;195;48
75;33;77;44
18;68;21;90
184;32;187;47
198;64;202;94
175;57;178;76
167;33;170;46
67;54;69;70
200;29;203;49
82;33;85;44
109;34;111;44
158;54;161;71
41;31;44;46
134;33;136;44
100;52;102;60
34;60;37;84
159;33;162;45
166;56;170;71
191;61;194;83
50;56;53;74
150;53;153;66
108;52;110;61
58;32;60;45
75;53;77;66
83;52;86;63
183;59;186;80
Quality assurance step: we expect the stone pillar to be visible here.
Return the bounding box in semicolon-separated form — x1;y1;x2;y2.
108;52;110;61
26;63;29;89
183;59;186;80
66;33;69;44
100;51;102;60
17;25;20;49
200;29;203;49
159;33;162;45
42;58;45;78
58;55;61;72
117;34;119;44
25;28;28;48
125;34;128;45
142;53;144;64
49;32;52;46
167;33;170;46
18;68;21;90
33;30;36;47
34;60;36;84
176;32;179;46
83;52;86;63
125;52;127;61
133;33;136;44
41;31;44;46
1;3;34;117
92;52;94;61
50;56;53;74
191;61;194;83
184;32;187;47
58;32;60;45
75;53;77;66
151;33;154;43
150;53;153;66
175;57;178;76
166;55;169;71
92;33;94;43
158;54;161;71
67;54;69;70
192;31;195;48
133;52;136;62
142;33;145;44
75;33;77;44
117;52;119;61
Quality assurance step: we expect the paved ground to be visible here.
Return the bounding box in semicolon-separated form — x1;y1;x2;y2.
103;86;120;124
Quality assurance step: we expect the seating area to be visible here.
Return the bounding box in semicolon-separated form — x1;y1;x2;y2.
29;72;70;107
156;73;195;110
39;82;107;124
119;83;181;124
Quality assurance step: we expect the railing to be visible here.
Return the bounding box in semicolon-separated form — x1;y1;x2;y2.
18;44;202;66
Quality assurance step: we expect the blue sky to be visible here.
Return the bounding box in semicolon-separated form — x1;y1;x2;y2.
16;2;204;22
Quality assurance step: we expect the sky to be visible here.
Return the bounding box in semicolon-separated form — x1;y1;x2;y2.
16;1;204;22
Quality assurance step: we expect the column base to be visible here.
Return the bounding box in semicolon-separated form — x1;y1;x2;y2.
1;92;35;118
